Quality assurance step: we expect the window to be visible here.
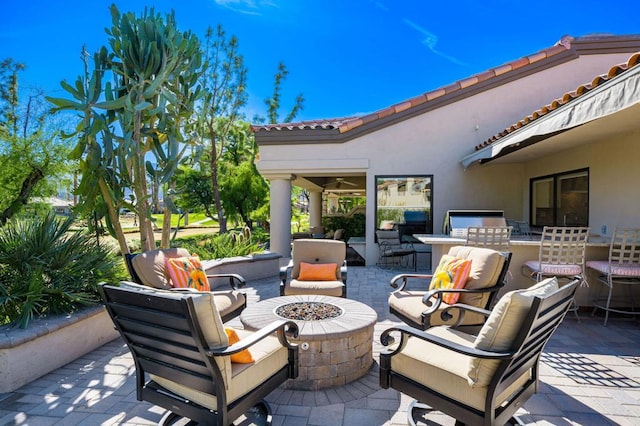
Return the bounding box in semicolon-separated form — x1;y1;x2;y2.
375;175;433;237
530;169;589;228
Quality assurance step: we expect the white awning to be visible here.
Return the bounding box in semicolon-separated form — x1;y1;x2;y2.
461;62;640;169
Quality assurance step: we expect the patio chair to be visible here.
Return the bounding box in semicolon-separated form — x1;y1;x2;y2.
99;282;299;426
280;239;348;297
125;248;246;323
376;229;417;271
380;277;579;426
465;226;513;251
587;227;640;325
388;246;511;330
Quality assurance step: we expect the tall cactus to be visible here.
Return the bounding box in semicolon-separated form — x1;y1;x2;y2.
48;5;202;254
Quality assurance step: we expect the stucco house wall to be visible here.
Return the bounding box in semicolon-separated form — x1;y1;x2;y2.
522;129;640;234
255;37;640;265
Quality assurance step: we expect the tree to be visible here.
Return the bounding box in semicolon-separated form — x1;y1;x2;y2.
195;25;248;234
0;59;72;225
262;62;305;125
48;5;202;254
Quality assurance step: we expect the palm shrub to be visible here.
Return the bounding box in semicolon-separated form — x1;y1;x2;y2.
0;213;124;328
175;227;262;259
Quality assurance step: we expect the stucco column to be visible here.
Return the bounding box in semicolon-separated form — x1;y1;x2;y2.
269;176;293;258
308;191;323;228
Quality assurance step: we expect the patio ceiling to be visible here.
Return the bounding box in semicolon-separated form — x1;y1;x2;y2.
293;174;367;196
461;52;640;168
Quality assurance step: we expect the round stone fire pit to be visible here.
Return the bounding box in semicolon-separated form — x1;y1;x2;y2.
275;301;343;321
240;295;377;390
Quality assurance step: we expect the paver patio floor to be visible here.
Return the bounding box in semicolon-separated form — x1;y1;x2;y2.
1;266;639;425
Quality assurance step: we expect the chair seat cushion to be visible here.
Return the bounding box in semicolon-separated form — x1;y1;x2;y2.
586;260;640;277
213;290;246;319
286;279;344;297
388;291;486;327
152;329;289;411
390;326;530;411
523;260;582;276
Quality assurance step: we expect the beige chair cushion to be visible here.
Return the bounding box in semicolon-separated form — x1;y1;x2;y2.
291;239;346;280
388;290;486;326
447;246;506;308
212;290;246;316
390;326;530;411
131;247;190;289
468;277;559;387
118;281;233;386
129;249;245;320
152;328;289;410
285;279;345;297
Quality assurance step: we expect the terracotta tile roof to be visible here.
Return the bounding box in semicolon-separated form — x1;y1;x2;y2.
475;51;640;151
252;35;577;135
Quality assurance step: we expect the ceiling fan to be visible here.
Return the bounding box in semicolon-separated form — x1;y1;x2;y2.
323;177;358;189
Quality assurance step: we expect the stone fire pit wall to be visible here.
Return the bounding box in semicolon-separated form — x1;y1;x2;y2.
240;295;377;391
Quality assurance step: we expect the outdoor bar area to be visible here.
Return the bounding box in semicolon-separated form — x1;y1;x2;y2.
414;210;639;309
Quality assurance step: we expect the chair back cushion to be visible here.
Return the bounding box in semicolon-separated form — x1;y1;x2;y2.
376;230;402;246
468;277;559;387
131;248;190;289
447;246;506;307
117;281;232;385
291;239;346;279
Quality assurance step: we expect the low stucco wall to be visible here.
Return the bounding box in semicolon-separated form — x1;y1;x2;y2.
202;252;281;288
0;306;120;393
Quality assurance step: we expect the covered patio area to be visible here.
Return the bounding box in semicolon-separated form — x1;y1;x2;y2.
2;266;639;425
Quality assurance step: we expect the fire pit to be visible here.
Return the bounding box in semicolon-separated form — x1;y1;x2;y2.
240;295;377;390
275;301;343;321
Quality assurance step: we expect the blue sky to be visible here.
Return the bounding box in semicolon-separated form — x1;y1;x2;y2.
3;0;639;123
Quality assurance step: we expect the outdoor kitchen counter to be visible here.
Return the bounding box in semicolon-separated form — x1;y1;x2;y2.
413;234;611;307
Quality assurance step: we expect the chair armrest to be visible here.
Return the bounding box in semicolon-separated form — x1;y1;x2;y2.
206;273;246;290
389;273;433;290
380;324;514;359
421;282;504;305
279;260;294;285
440;303;492;326
340;260;348;283
209;320;299;357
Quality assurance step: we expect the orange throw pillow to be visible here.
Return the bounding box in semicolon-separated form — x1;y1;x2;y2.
224;328;254;363
429;255;472;304
165;255;211;291
298;262;338;281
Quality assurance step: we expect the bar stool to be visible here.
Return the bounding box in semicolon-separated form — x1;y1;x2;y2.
466;226;513;251
587;228;640;326
522;226;590;319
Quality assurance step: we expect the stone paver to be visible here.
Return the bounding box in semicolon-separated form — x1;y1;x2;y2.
1;265;639;425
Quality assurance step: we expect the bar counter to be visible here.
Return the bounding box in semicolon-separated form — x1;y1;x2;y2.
413;234;611;307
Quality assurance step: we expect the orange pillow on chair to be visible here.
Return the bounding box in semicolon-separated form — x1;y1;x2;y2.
165;255;211;291
224;328;254;363
298;262;338;281
429;255;472;304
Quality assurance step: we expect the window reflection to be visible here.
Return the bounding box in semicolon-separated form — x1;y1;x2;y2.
530;169;589;227
375;175;433;238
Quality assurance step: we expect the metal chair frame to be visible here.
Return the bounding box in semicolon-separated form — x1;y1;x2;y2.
380;279;580;426
99;283;299;426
